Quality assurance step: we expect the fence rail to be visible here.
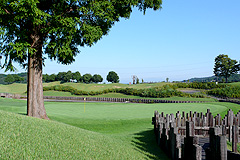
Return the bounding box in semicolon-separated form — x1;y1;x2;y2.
0;92;213;104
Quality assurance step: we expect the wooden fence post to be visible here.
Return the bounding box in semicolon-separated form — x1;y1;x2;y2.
208;127;227;160
232;125;239;153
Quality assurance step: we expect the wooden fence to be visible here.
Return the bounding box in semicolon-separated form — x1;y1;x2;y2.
152;109;240;160
0;92;213;103
43;96;211;103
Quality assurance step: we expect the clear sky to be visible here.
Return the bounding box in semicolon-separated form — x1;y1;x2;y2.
1;0;240;83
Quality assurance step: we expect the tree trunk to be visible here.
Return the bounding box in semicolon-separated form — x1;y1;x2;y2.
27;35;49;119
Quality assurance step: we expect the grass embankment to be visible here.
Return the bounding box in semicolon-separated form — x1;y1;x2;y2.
0;82;171;95
0;110;146;159
228;82;240;86
1;98;240;159
1;82;216;101
0;83;27;95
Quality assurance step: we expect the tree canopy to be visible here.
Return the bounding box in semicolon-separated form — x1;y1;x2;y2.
0;0;162;70
72;71;81;82
107;71;119;83
0;0;162;119
4;74;15;84
213;54;240;83
82;73;92;83
92;74;103;83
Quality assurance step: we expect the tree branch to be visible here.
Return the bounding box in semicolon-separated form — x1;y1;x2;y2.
3;8;13;14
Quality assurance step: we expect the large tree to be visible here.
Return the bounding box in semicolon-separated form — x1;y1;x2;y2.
213;54;240;83
4;74;15;84
82;73;92;83
92;74;103;83
0;0;162;119
72;71;81;82
107;71;119;83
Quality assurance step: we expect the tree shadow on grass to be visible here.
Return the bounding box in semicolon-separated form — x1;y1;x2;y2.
132;129;170;160
18;113;27;116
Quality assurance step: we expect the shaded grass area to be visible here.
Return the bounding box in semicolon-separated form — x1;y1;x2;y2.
227;141;240;153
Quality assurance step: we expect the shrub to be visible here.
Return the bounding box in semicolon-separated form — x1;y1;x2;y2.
43;85;207;99
208;86;240;98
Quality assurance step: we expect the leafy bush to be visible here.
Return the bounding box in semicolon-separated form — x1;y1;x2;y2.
172;82;226;89
208;86;240;98
43;85;206;98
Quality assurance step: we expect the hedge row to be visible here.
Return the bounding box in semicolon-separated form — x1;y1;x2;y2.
207;86;240;98
171;82;226;90
43;85;205;98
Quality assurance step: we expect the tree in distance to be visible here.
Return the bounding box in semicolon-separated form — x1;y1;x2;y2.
92;74;103;83
4;74;24;84
72;71;81;82
82;73;92;84
136;77;140;84
107;71;119;83
213;54;240;83
0;0;162;119
42;74;56;82
12;74;24;82
4;75;15;84
166;78;169;83
49;74;57;82
56;72;67;82
63;71;73;82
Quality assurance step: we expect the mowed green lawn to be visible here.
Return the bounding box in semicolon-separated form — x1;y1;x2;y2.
0;98;240;159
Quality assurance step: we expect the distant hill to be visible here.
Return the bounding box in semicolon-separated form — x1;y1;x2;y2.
188;74;240;82
0;72;27;84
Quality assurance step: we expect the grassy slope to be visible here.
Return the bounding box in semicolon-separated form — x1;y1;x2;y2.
1;98;240;159
1;82;217;101
228;82;240;86
0;82;171;95
59;82;172;91
0;98;169;159
0;110;147;159
0;83;27;95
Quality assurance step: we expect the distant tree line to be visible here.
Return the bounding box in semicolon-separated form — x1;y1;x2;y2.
42;71;119;84
187;74;240;83
0;71;119;84
0;73;27;84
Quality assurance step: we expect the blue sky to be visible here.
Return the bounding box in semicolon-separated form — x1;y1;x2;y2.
1;0;240;83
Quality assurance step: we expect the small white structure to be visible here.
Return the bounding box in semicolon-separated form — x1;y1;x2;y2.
70;79;77;83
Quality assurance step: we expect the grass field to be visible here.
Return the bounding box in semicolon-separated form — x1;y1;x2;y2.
0;97;240;159
1;82;217;102
43;91;217;102
228;82;240;86
0;82;172;95
0;83;27;95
